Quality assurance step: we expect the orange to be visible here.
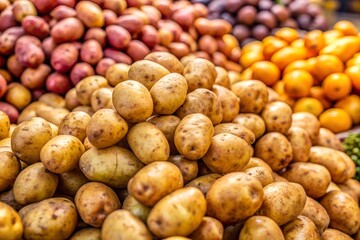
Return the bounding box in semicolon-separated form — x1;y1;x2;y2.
239;51;264;69
320;36;360;62
333;20;358;36
278;94;295;108
251;61;280;86
271;46;307;71
291;39;305;48
314;55;344;80
283;70;314;98
275;27;300;44
283;60;310;75
323;29;344;45
293;97;324;117
241;68;253;81
322;73;352;101
319;108;353;133
304;30;325;53
273;81;285;95
262;38;288;60
335;95;360;124
306;57;321;85
262;36;278;45
242;41;263;54
345;65;360;91
346;53;360;67
310;86;332;109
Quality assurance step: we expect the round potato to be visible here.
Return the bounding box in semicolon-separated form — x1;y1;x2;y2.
122;195;151;224
0;151;20;192
144;52;184;74
206;172;263;224
112;80;153;123
147;187;206;238
188;216;224;240
13;162;58;205
231;80;268;114
101;210;152;240
255;132;293;171
320;191;360;235
70;228;101;240
40;135;85;174
185;173;222;195
0;202;23;240
321;228;353;240
90;87;114;112
58;168;89;197
202;133;250;174
214;123;255;145
261;101;292;134
128;161;183;207
168;155;198;184
257;182;307;226
212;85;240;123
58;111;91;142
183;58;217;92
281;215;320;240
22;198;77;240
75;75;108;106
244;166;274;187
301;197;330;235
76;1;104;27
286;126;312;162
127;122;170;164
291;112;320;144
105;63;130;87
243;157;273;174
315;128;343;151
174;113;214;160
75;182;121;227
80;146;144;188
239;216;284;240
232;113;265;139
11;117;52;164
150;73;188;115
0;111;10;140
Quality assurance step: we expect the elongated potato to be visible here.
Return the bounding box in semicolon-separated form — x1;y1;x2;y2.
174;113;214;160
243;157;273;174
214;123;255;144
301;197;330;235
188;216;224;240
212;85;240;123
282;215;320;240
185;174;221;195
0;151;20;192
239;216;284;240
144;52;184;74
286;126;312;162
232;113;265;139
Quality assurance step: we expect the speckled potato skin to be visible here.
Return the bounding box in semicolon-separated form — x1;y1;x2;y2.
90;87;114;112
128;60;170;89
150;73;188;115
0;111;10;140
59;168;89;197
122;195;151;224
144;52;184;74
127;122;170;164
75;182;121;227
232;114;265;139
75;75;108;105
22;198;78;240
168;155;198;184
0;151;21;192
281;162;331;199
255;132;293;171
286;127;312;162
13;162;58;205
86;108;128;148
174;113;214;160
320;191;360;235
101;210;152;240
239;216;285;240
40;135;85;174
0;202;23;240
128;161;183;207
244;167;274;187
231;80;268;114
80;146;144;188
58;111;91;142
301;197;330;235
206;172;263;224
257;182;307;226
281;215;321;240
185;174;222;195
321;229;353;240
214;67;231;89
11;117;52;164
202;133;250;174
291;112;320;144
112;80;153;123
147;187;206;238
243;157;273;174
183;58;217;92
212;85;240;123
214;123;255;145
188;216;224;240
261;101;292;134
69;228;101;240
315;128;343;151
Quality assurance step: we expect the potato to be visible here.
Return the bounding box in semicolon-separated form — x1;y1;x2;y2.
73;106;94;116
167;155;198;184
101;210;152;240
22;15;49;39
46;72;72;95
282;215;321;240
75;75;108;105
70;62;95;86
176;88;223;125
320;191;360;235
150;73;188;115
185;173;221;195
0;110;9;140
326;182;341;193
231;80;268;114
321;228;353;240
7;54;24;78
188;216;224;240
75;182;121;227
0;102;19;124
174;113;214;160
0;202;23;240
244;166;274;187
96;57;116;76
257;182;307;226
214;123;255;145
202;133;250;174
13;162;58;205
65;89;81;111
105;25;131;49
122;195;151;223
105;63;130;87
126;40;150;61
0;151;20;192
0;137;10;147
0;27;25;55
144;52;184;74
262;101;292;134
315;128;343;151
22;198;77;240
80;39;103;65
11;117;52;164
163;237;191;240
50;5;76;20
21;64;51;90
51;43;78;73
232;113;266;139
239;216;284;240
112;80;153;123
214;66;231;89
39;93;66;109
301;197;330;235
12;0;37;22
206;172;263;224
291;112;320;144
255;132;293;171
243;157;273;173
5;83;31;110
90;87;114;111
286;126;312;162
212;85;239;123
338;179;360;202
70;228;101;240
183;58;217;92
50;18;83;43
36;105;70;126
104;48;132;64
58;111;90;142
75;1;104;27
58;168;89;197
147;115;180;155
147;187;206;238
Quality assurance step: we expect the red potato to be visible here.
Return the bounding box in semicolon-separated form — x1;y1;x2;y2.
46;73;72;95
22;16;50;39
42;37;57;59
105;25;131;49
126;40;150;61
56;0;76;8
50;5;77;20
12;0;37;22
153;0;172;18
0;102;18;123
95;58;116;76
103;9;117;26
0;56;5;68
158;19;183;41
141;5;162;26
32;89;46;100
21;64;51;89
103;0;127;15
15;36;45;68
51;43;79;73
0;27;25;55
0;7;17;32
117;14;145;34
0;75;7;98
104;48;132;64
50;17;84;43
80;40;103;65
84;28;107;47
70;62;95;86
172;7;195;29
140;25;159;48
7;55;24;78
30;0;57;14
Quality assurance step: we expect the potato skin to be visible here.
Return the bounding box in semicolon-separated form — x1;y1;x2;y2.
281;215;321;240
105;63;130;87
22;15;49;39
147;187;206;238
0;202;23;240
321;228;353;240
301;197;330;235
286;126;312;162
206;172;263;224
291;112;320;144
168;155;198;184
51;43;79;73
102;210;152;240
122;195;151;224
232;113;265;139
51;17;84;43
244;166;274;187
185;173;221;195
76;1;104;28
174;113;214;160
0;151;20;191
70;228;101;240
188;216;224;240
58;168;89;197
183;58;217;92
214;123;255;144
261;101;292;134
144;52;184;74
58;111;91;142
239;216;285;240
75;75;108;106
315;128;343;151
0;111;9;140
212;85;240;123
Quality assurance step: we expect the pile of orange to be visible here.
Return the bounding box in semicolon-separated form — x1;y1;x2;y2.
239;20;360;133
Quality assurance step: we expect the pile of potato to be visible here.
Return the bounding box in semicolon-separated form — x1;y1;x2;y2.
0;52;359;240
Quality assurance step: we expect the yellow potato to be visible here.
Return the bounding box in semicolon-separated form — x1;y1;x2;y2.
239;216;284;240
39;93;66;108
58;111;91;142
214;66;231;89
232;113;265;139
0;151;20;192
0;111;10;140
75;75;108;105
326;182;341;193
291;112;320;144
36;105;70;126
185;173;222;195
183;58;217;92
315;127;343;151
244;166;274;187
243;157;273;173
168;155;198;184
0;189;22;212
188;216;224;240
0;202;23;240
337;179;360;203
282;215;320;240
65;89;81;111
212;84;240;123
58;168;89;197
267;87;280;102
214;123;255;144
90;87;114;112
261;101;292;134
76;1;104;27
105;63;130;87
122;195;151;223
321;228;353;240
301;197;330;235
286;126;312;162
273;172;289;182
69;228;101;240
144;52;184;74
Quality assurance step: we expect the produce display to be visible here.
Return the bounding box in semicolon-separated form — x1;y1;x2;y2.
343;133;360;181
0;52;359;240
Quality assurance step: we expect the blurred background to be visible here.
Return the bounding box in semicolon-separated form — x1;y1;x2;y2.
323;0;360;27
